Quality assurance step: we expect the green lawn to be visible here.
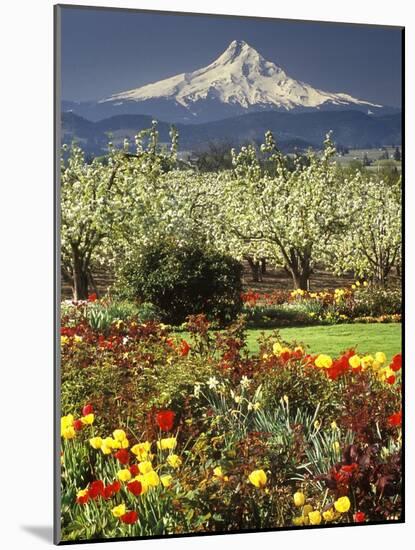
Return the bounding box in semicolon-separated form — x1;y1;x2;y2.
246;323;401;358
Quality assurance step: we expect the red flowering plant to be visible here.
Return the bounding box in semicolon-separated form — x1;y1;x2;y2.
319;444;402;522
156;410;176;432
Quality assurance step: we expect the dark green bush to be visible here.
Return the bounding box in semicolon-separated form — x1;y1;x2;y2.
115;241;243;325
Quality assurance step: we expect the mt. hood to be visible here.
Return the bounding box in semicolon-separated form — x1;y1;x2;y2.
64;40;387;123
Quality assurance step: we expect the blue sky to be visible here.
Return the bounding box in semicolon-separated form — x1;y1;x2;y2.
60;6;403;107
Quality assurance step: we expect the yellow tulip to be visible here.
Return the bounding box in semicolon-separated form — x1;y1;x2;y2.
117;469;132;482
89;436;102;449
112;504;126;518
135;474;149;494
334;496;351;513
62;426;76;440
372;360;381;372
308;510;322;525
144;470;160;487
302;504;313;517
293;492;305;507
323;508;336;522
61;414;74;431
113;429;127;442
160;474;173;488
315;354;333;369
292;516;304;526
81;413;94;425
167;454;182;469
101;444;112;455
348;355;361;369
131;441;151;460
248;469;267;488
213;466;223;478
76;488;88;498
361;355;374;370
157;437;177;451
375;352;387;364
273;342;283;355
121;438;129;449
138;460;153;474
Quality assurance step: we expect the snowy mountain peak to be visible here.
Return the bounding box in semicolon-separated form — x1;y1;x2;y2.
100;40;382;116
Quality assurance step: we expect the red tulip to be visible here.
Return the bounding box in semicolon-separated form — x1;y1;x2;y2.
114;449;130;465
120;510;138;524
156;410;175;431
76;493;89;505
388;411;402;427
390;353;402;372
353;512;366;523
129;464;140;476
82;404;94;416
88;293;97;302
73;419;83;431
104;480;121;499
88;480;105;499
179;340;191;356
386;375;396;385
126;480;142;496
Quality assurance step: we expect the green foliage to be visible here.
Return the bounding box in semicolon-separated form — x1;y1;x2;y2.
352;286;401;317
243;303;320;328
115;240;244;325
259;362;342;420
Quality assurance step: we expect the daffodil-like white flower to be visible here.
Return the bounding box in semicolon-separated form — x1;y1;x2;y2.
207;376;219;389
240;376;251;390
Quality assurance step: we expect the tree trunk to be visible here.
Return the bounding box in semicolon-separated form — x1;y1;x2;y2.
291;270;311;291
286;247;312;290
247;257;262;283
260;258;267;275
71;245;89;301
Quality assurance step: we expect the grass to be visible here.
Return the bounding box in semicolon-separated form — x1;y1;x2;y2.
245;323;401;358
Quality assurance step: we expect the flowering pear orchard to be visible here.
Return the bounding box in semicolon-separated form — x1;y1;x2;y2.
60;124;402;540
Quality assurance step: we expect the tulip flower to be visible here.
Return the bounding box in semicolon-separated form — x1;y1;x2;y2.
156;410;175;431
120;510;138;524
160;474;173;488
308;510;322;525
117;469;132;482
126;480;142;496
112;504;126;518
293;492;305;507
334;496;351;513
82;404;94;416
114;449;130;465
248;469;267;488
167;454;182;469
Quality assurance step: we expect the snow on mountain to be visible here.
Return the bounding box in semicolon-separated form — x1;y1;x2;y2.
100;40;381;113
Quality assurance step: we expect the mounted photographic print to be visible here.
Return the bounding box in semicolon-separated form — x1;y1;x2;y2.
54;4;404;544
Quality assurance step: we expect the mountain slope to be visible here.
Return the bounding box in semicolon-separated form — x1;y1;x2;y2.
63;40;394;123
99;40;381;121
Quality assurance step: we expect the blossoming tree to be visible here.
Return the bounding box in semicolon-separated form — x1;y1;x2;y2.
333;173;401;285
216;132;359;290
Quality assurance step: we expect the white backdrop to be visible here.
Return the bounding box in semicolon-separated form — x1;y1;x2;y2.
0;0;412;548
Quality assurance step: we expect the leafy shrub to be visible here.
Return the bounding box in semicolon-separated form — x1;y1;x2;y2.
352;286;401;317
135;302;162;323
115;241;243;325
243;304;320;328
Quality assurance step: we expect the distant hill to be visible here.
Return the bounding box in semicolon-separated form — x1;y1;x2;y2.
61;109;401;156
